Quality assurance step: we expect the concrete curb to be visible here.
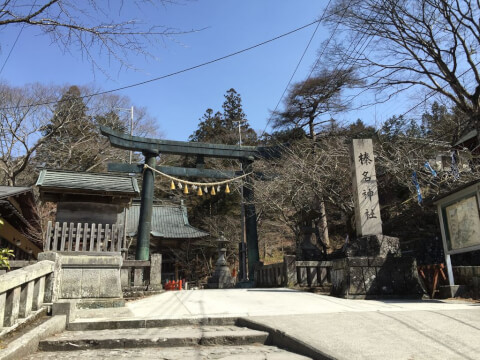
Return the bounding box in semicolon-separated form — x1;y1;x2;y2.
0;315;66;360
237;317;334;360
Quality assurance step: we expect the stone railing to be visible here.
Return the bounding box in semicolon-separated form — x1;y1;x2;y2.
255;255;332;288
121;254;162;292
295;260;332;287
0;261;55;327
45;221;125;253
0;260;38;274
256;262;285;287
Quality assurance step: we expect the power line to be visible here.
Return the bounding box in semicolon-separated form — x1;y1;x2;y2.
259;0;333;138
0;18;326;111
0;1;37;75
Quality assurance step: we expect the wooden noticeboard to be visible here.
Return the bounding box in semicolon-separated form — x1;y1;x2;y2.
435;181;480;285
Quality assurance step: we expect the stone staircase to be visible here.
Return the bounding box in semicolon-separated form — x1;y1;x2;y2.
25;317;311;359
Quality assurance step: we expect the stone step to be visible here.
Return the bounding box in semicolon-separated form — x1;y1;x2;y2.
28;344;312;359
38;325;269;351
68;316;238;331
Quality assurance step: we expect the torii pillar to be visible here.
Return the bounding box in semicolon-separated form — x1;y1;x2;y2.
136;152;157;260
242;159;260;277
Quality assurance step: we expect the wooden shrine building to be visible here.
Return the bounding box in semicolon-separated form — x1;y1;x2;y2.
36;169;139;253
124;201;208;279
0;186;42;260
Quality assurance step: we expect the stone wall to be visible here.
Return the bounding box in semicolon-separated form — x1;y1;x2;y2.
331;255;423;299
453;266;480;299
38;252;123;301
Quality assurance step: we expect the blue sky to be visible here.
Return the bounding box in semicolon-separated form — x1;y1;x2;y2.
1;1;409;141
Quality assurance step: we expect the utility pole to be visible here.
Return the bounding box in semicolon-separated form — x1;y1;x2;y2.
116;106;134;164
116;106;134;259
129;106;134;164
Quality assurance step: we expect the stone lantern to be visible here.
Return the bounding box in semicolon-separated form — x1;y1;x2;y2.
206;234;235;289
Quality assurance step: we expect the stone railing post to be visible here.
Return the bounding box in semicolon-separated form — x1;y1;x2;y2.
19;280;34;318
32;276;45;310
3;287;21;327
38;252;62;303
149;254;162;290
283;255;296;287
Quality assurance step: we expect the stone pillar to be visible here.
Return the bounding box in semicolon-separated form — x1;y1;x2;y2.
19;280;34;318
32;276;45;310
149;254;163;290
136;152;157;261
242;160;260;280
351;139;382;236
38;252;62;303
4;287;20;326
283;255;296;287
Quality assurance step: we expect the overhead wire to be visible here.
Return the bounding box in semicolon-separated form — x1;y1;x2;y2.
260;0;380;140
258;0;333;139
1;17;332;111
0;1;38;75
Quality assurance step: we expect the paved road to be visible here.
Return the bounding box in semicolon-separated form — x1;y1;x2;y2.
75;289;480;359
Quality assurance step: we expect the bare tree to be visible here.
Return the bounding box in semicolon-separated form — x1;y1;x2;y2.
255;137;353;255
0;82;160;185
273;68;361;141
0;83;58;185
326;0;480;142
271;69;361;251
0;0;196;73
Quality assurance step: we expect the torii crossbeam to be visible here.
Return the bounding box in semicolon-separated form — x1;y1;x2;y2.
101;126;277;280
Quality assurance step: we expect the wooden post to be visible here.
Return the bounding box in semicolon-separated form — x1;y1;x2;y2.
75;223;82;251
97;224;103;252
52;222;59;251
89;224;96;252
82;223;89;251
136;152;157;261
68;222;74;252
60;222;67;251
45;221;52;251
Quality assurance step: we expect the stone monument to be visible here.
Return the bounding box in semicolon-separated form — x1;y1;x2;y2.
330;139;423;299
206;235;235;289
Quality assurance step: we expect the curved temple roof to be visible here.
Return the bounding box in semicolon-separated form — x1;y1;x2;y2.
36;169;140;197
125;203;208;239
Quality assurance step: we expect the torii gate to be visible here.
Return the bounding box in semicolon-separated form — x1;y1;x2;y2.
100;126;278;279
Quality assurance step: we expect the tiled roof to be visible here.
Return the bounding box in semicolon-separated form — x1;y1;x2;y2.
0;186;32;200
126;204;208;239
36;169;139;196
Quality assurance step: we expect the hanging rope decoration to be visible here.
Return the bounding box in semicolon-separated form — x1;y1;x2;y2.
143;164;250;196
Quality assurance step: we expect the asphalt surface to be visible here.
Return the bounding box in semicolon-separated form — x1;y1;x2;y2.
71;289;480;359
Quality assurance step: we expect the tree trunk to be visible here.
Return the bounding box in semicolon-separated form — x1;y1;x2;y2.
319;200;330;251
